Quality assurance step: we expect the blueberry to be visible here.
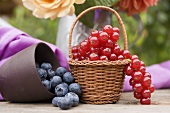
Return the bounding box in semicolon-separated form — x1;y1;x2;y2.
55;84;68;97
69;83;82;96
52;97;63;107
42;80;51;91
37;68;47;80
63;72;74;84
61;82;69;88
50;76;62;88
41;63;52;70
47;69;55;79
65;92;79;107
57;97;73;110
56;67;67;77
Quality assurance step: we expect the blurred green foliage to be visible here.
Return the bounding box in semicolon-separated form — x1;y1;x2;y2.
127;0;170;66
7;6;58;44
5;0;170;66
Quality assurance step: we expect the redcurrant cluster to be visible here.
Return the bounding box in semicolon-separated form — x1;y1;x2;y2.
125;55;155;105
71;25;154;105
72;25;126;61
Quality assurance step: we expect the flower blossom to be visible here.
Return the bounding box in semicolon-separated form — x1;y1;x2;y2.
22;0;86;20
116;0;158;15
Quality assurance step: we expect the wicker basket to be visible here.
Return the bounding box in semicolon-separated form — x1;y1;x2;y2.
68;6;130;104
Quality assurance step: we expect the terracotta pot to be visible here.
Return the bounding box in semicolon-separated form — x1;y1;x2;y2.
0;43;60;102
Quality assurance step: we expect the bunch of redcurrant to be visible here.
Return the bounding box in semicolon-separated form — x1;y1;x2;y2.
125;55;155;105
71;25;154;105
72;25;123;61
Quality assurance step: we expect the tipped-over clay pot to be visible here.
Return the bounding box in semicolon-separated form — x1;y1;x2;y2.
0;43;60;102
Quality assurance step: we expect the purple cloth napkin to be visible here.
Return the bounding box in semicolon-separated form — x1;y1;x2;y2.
0;27;68;68
0;26;170;101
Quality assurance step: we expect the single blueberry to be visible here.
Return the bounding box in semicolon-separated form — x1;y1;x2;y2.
57;97;73;110
50;76;62;88
69;83;82;96
47;69;55;79
37;68;47;80
55;84;68;97
42;80;51;91
41;62;52;70
65;92;79;107
61;82;69;88
55;67;67;77
63;72;74;84
52;97;63;107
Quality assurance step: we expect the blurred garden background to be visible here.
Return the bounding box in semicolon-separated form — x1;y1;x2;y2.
0;0;169;66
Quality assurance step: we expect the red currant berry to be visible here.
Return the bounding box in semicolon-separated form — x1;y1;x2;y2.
142;90;151;98
109;53;117;61
98;32;109;43
112;44;121;55
139;66;146;74
131;59;141;69
100;55;108;60
86;51;91;58
91;30;99;37
117;55;124;60
140;61;145;66
140;98;151;105
132;71;143;82
148;84;155;93
90;47;100;55
144;72;151;78
73;53;79;59
89;53;99;61
89;36;100;48
111;32;119;43
122;50;131;59
133;83;143;93
100;42;106;47
142;77;151;88
102;48;112;57
112;27;120;34
80;41;90;52
74;58;80;61
78;48;86;57
129;78;135;86
105;39;114;48
130;55;139;60
125;65;133;76
102;25;113;35
99;31;103;34
72;46;78;53
80;56;86;61
134;92;142;99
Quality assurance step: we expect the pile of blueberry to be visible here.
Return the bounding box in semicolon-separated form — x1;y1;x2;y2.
36;62;82;110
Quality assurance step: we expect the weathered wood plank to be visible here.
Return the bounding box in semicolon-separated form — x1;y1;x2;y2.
0;89;170;113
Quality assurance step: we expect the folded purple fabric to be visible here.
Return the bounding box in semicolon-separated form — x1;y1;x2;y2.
0;26;170;101
0;27;69;68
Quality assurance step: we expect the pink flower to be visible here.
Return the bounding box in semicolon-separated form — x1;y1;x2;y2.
116;0;158;15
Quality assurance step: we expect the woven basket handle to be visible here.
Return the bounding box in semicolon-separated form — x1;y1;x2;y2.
69;6;128;59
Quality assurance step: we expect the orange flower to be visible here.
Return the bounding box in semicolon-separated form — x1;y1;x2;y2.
116;0;158;15
22;0;86;20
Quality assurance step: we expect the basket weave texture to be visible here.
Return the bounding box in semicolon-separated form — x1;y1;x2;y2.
68;6;130;104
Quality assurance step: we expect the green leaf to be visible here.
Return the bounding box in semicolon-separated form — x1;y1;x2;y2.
75;0;120;28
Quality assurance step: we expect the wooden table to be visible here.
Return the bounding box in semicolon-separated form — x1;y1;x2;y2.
1;89;170;113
